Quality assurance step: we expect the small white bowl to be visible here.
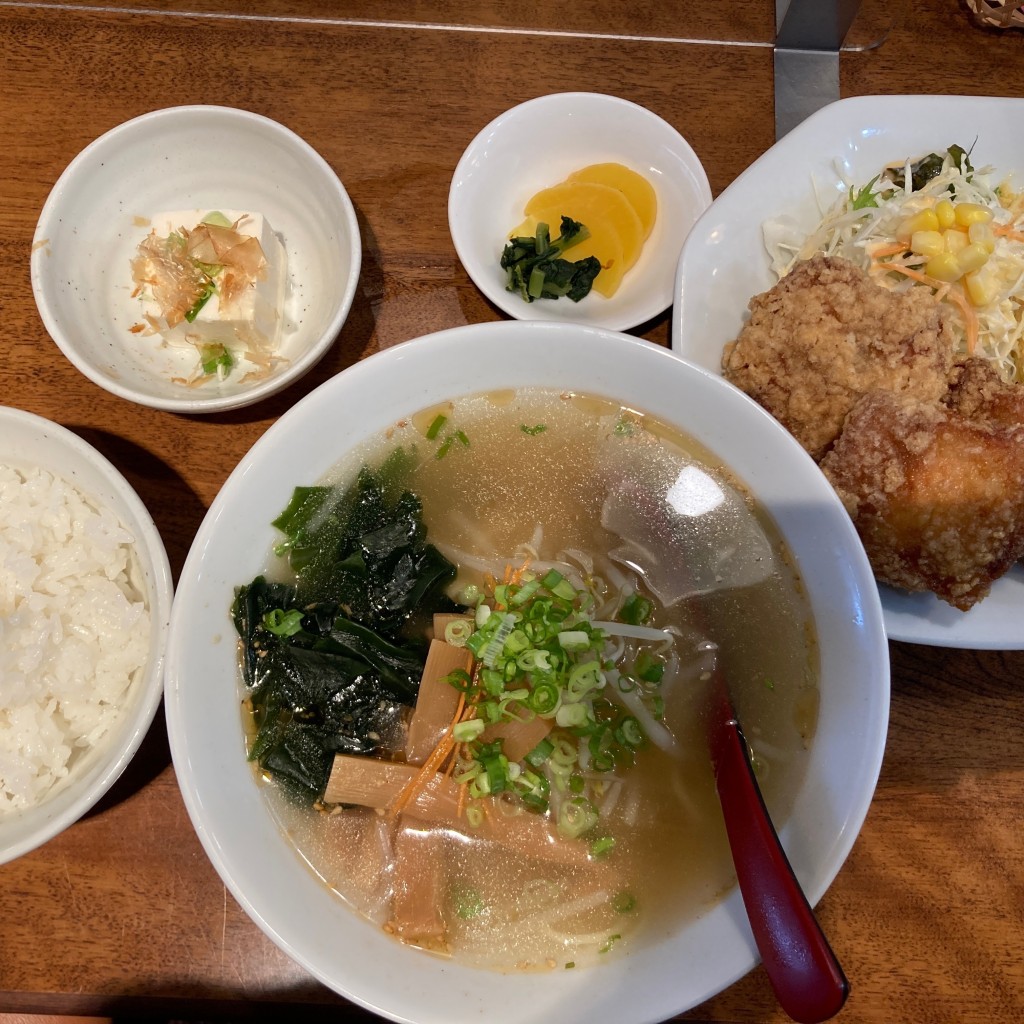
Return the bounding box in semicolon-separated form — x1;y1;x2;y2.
31;105;361;414
0;406;173;864
165;320;888;1024
449;92;712;331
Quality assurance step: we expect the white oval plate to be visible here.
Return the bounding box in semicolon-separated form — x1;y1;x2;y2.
450;92;711;331
672;94;1024;650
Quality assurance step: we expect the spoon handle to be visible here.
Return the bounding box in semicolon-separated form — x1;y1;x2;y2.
708;674;850;1024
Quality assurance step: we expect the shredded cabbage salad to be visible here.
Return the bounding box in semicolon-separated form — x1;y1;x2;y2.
764;147;1024;382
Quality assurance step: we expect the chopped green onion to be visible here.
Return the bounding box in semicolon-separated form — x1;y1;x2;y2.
452;885;485;919
555;702;590;728
425;413;447;440
557;797;599;839
261;608;304;637
481;613;517;667
615;716;645;749
485;754;510;794
200;210;233;227
557;630;590;651
599;933;622;954
510;579;541;605
453;718;485;743
444;617;474;647
540;568;565;589
524;737;554;767
634;649;665;684
611;891;637;914
199;342;233;376
520;424;547;435
590;835;616;858
619;593;652;625
517;648;552;673
444;668;474;693
184;280;216;323
528;682;560;716
566;660;604;699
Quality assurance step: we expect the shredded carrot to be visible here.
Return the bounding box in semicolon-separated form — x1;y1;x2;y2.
509;557;533;586
456;779;467;819
388;691;467;817
873;261;979;356
869;241;909;259
993;223;1024;243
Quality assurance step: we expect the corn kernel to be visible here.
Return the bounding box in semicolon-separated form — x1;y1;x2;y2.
898;209;940;238
943;228;969;254
964;270;998;307
956;243;990;275
968;221;996;253
935;198;956;229
925;252;962;282
954;202;994;227
910;230;945;258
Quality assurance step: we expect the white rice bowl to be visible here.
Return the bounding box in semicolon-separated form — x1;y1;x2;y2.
0;407;172;864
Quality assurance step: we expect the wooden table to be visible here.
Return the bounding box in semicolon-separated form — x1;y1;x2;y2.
1;2;1022;1021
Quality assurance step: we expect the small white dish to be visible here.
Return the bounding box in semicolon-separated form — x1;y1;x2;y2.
672;94;1024;650
0;406;172;864
165;320;888;1024
31;105;361;414
449;92;711;331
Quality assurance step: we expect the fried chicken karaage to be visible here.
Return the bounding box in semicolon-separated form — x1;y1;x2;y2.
723;255;956;460
820;387;1024;611
725;259;1024;611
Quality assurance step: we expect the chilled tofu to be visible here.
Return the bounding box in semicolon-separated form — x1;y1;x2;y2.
136;208;286;353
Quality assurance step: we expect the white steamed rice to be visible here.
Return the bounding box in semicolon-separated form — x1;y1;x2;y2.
0;463;150;813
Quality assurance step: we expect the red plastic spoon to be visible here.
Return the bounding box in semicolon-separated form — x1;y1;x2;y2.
707;668;850;1023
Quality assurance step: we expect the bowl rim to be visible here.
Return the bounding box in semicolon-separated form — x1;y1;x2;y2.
0;405;173;864
30;103;362;414
165;320;889;1024
448;90;712;331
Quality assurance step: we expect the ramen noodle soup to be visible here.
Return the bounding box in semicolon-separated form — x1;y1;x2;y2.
233;387;819;971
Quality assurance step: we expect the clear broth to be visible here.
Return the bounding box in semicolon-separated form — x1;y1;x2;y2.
249;388;819;970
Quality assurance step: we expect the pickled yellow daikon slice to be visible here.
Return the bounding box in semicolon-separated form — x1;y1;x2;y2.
567;163;657;240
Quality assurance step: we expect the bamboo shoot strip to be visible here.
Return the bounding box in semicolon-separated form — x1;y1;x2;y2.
481;712;554;763
387;827;448;948
323;754;461;822
406;640;473;765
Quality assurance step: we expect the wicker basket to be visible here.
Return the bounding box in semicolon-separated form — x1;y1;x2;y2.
965;0;1024;29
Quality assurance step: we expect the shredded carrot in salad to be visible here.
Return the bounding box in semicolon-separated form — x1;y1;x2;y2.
763;146;1024;381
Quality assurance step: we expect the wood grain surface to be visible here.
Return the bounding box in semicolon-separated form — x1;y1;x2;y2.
0;1;1021;1022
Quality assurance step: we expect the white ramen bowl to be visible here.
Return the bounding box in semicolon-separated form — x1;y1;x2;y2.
0;406;172;865
449;92;712;331
164;321;889;1023
30;105;361;414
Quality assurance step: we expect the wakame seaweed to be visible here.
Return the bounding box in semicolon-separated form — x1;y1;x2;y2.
233;460;459;802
